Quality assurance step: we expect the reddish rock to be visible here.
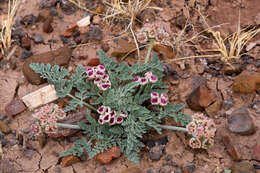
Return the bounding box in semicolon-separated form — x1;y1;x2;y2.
232;71;260;93
21;35;31;50
22;46;72;85
43;18;53;33
222;135;241;161
63;25;78;37
153;44;175;59
186;85;216;111
87;58;100;66
252;144;260;161
227;108;256;135
96;146;121;164
95;4;105;14
120;167;142;173
61;155;80;167
5;99;26;116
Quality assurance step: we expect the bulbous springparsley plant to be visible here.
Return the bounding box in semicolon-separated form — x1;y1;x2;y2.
30;50;215;163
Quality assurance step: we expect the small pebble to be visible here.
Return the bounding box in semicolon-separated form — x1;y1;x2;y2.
165;154;173;161
147;169;154;173
33;34;44;44
174;168;183;173
23;149;36;159
160;165;171;173
183;164;196;173
50;7;58;16
21;50;33;60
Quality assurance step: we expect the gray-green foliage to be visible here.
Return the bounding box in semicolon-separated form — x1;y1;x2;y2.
30;50;190;163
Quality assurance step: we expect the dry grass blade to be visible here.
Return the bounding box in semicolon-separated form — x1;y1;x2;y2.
0;0;20;56
67;0;99;14
103;0;158;57
208;27;260;63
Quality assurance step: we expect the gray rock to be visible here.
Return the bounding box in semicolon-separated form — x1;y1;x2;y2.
147;169;154;173
33;34;44;44
183;164;196;173
227;108;256;135
23;149;36;159
149;145;165;161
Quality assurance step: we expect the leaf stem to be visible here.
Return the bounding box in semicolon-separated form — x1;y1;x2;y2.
158;124;188;132
56;123;81;129
145;40;154;63
67;94;97;112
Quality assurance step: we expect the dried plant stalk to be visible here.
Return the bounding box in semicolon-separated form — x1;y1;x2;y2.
0;0;20;55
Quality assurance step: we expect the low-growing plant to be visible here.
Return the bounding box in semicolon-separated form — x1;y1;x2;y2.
30;50;215;163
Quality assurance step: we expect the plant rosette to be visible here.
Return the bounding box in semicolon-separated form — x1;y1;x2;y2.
30;50;215;163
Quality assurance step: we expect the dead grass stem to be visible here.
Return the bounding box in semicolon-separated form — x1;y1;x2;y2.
0;0;20;56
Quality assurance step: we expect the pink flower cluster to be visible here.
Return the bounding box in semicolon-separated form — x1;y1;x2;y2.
136;23;170;44
31;103;66;135
133;71;158;85
85;64;111;91
186;113;216;149
97;106;128;126
150;92;168;106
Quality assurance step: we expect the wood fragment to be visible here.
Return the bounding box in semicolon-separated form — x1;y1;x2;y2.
21;85;58;110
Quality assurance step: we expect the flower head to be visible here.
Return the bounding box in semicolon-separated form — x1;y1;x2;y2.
140;77;148;85
31;122;42;135
151;97;160;105
189;137;201;149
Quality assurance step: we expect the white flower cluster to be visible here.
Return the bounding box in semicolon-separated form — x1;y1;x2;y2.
97;106;128;126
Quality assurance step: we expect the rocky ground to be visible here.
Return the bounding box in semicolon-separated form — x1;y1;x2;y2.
0;0;260;173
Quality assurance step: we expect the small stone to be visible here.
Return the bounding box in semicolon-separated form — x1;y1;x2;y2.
22;46;72;85
222;135;241;161
86;25;103;41
1;138;8;147
61;155;80;167
21;14;37;26
87;58;100;66
149;144;165;161
39;0;59;9
21;50;33;61
5;99;26;116
43;18;53;33
227;108;256;135
93;15;101;25
0;121;10;134
96;146;121;164
169;160;177;167
174;168;183;173
77;16;91;27
33;34;44;44
165;154;173;161
231;162;256;173
232;71;260;93
60;0;77;15
0;114;6;120
50;7;58;16
223;98;235;110
253;144;260;161
21;35;31;50
0;131;4;140
183;164;196;173
160;165;172;173
121;167;142;173
186;85;216;111
101;43;110;52
95;4;105;14
153;44;175;59
205;100;223;118
147;169;154;173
